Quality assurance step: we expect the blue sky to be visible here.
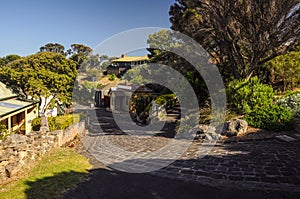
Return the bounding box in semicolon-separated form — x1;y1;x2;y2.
0;0;175;57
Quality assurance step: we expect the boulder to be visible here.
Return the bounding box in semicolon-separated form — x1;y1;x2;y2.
196;124;219;140
222;119;248;137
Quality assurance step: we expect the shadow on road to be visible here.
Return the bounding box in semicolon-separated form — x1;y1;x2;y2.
23;167;268;199
23;158;299;199
24;171;88;199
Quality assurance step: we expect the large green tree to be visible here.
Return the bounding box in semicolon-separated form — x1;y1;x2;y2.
69;44;92;56
40;43;65;54
68;44;93;70
147;30;209;103
0;52;77;114
169;0;300;80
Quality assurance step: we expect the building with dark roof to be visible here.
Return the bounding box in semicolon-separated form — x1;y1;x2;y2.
107;54;149;76
0;82;38;134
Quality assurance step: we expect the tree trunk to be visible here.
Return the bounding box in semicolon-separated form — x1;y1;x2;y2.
40;115;49;132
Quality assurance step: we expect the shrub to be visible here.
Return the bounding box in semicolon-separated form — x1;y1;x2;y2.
227;76;274;114
32;114;82;132
108;74;116;81
48;115;74;132
155;94;177;108
264;51;300;91
277;92;300;117
0;123;10;140
32;117;42;131
245;104;293;131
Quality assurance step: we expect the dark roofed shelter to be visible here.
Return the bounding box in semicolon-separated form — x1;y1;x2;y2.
0;82;38;135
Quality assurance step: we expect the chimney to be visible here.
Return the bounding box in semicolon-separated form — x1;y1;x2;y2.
121;54;126;58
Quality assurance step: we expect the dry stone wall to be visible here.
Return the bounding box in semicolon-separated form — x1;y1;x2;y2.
0;122;86;185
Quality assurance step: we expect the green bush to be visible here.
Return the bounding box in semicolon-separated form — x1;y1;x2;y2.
155;94;177;107
227;76;274;114
264;50;300;91
48;115;74;132
108;74;116;81
277;92;300;117
0;123;10;140
245;104;293;131
32;114;82;132
32;117;42;131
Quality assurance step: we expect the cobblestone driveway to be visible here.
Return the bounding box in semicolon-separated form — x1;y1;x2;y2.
79;108;300;193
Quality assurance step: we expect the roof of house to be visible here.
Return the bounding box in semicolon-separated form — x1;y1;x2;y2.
0;82;16;100
0;98;37;117
0;82;37;118
112;55;149;63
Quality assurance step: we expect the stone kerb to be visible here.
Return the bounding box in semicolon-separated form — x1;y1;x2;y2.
0;121;86;185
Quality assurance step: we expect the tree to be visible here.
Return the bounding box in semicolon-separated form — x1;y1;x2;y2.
67;44;115;71
123;65;151;85
40;43;65;54
0;52;77;114
264;49;300;91
147;30;209;103
84;54;111;70
98;55;111;70
147;30;195;73
170;0;300;80
70;44;92;55
0;54;21;66
68;44;93;70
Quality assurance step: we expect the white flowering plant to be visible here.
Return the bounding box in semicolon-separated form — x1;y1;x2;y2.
277;93;300;117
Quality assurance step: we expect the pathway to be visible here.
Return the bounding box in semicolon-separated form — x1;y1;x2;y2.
64;107;300;198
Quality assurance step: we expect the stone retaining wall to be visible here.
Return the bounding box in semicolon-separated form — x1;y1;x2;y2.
0;122;86;185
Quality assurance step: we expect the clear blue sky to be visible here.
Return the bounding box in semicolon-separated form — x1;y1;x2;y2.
0;0;175;57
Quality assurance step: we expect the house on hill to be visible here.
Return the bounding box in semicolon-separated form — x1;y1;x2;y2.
107;54;149;76
0;82;38;135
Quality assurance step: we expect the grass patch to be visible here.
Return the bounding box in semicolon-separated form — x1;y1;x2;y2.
0;147;91;199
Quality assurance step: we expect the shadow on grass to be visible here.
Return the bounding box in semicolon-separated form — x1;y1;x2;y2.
24;170;88;199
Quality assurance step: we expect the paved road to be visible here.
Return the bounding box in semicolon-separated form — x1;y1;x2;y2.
63;108;300;199
63;167;289;199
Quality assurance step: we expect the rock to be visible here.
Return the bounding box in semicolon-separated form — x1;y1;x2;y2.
196;124;220;140
197;124;209;134
9;134;28;144
222;119;248;137
0;121;86;185
5;163;19;178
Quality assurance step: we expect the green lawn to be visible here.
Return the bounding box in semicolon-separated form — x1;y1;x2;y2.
0;147;91;199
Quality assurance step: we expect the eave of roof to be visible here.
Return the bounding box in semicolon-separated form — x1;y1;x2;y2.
112;55;149;63
0;98;38;118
